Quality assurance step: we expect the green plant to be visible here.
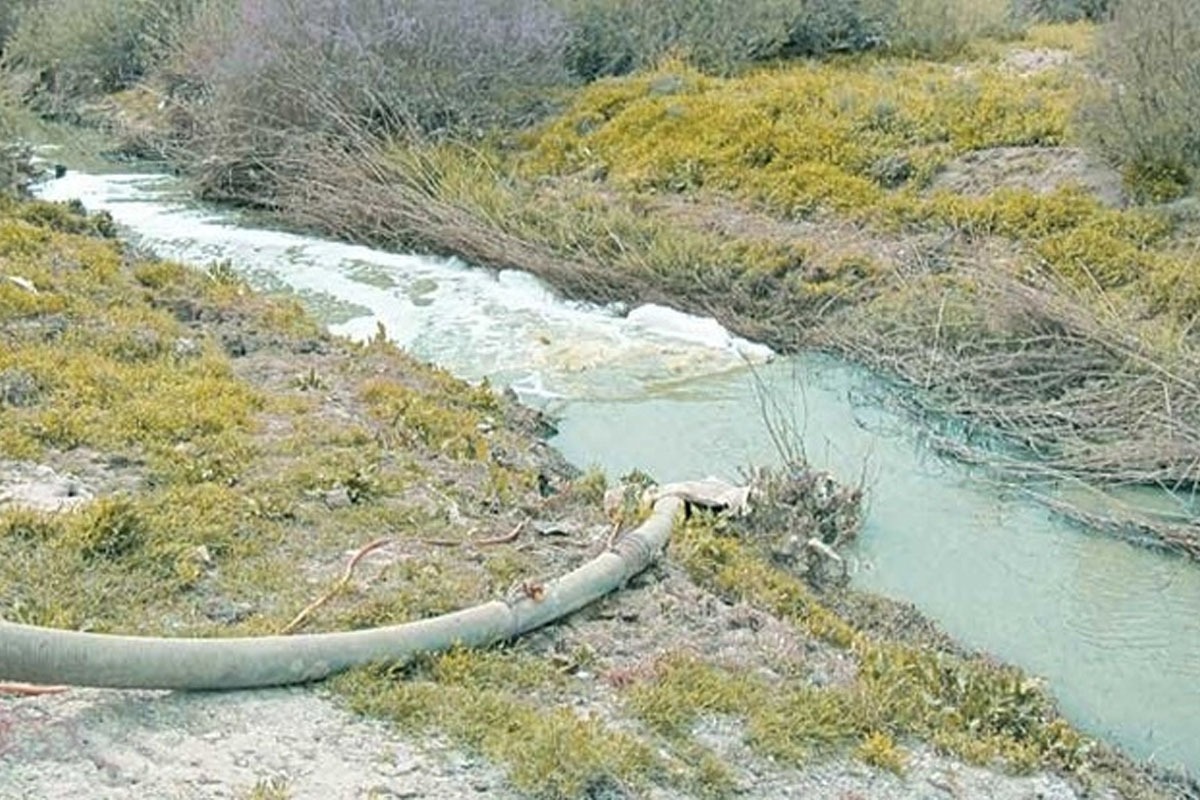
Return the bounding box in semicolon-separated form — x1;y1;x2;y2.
1017;0;1111;22
3;0;200;107
238;777;291;800
865;0;1024;58
1079;0;1200;201
856;731;907;773
558;0;800;79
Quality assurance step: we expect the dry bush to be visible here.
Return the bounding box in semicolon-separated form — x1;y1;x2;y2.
269;131;635;303
821;259;1200;550
1080;0;1200;202
1016;0;1112;21
164;0;570;203
2;0;198;111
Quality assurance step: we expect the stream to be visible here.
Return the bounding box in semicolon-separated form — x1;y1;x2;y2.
33;169;1200;776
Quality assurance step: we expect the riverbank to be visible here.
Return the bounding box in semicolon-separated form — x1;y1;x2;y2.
40;19;1195;558
0;181;1192;797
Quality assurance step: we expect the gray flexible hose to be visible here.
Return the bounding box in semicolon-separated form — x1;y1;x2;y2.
0;496;683;690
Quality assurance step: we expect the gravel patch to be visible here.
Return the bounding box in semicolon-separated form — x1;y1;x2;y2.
1;687;518;800
1;685;1107;800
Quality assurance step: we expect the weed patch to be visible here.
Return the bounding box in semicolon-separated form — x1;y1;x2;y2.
334;649;658;799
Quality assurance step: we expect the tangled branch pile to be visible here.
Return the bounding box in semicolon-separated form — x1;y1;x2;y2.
824;262;1200;552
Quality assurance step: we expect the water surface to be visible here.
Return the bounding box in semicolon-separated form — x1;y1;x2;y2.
35;170;1200;774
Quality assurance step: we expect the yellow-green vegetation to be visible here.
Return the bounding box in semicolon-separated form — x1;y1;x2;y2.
522;42;1197;319
338;22;1198;352
336;648;659;799
528;58;1070;211
360;376;493;462
0;195;551;636
669;517;1086;773
0;195;1167;798
329;512;1127;799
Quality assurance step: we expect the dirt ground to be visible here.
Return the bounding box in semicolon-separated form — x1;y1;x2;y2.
0;581;1117;800
928;146;1127;208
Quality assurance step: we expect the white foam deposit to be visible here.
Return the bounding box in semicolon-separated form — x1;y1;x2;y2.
36;171;772;404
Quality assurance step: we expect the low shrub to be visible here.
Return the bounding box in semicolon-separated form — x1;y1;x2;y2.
165;0;571;202
1079;0;1200;201
557;0;1020;80
2;0;200;109
558;0;850;79
1017;0;1112;22
866;0;1024;58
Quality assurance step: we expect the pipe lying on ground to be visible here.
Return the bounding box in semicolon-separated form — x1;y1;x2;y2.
0;496;684;690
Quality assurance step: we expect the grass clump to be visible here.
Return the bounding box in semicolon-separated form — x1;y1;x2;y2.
856;730;907;774
360;378;490;462
237;778;291;800
625;651;767;737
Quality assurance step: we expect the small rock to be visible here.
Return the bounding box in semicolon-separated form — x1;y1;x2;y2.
172;337;201;360
203;599;255;625
323;487;352;510
0;368;41;407
531;519;573;537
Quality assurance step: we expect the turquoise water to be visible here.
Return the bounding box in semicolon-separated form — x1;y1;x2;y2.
36;170;1200;776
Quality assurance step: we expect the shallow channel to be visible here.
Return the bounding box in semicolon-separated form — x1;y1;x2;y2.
34;170;1200;775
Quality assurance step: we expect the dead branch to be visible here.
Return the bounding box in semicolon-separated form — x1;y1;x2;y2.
279;537;393;635
475;519;528;547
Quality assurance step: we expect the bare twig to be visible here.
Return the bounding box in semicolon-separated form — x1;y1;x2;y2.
279;537;393;635
475;519;528;547
817;260;1200;553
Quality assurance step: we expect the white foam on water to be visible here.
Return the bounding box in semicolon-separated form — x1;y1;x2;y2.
35;171;772;403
